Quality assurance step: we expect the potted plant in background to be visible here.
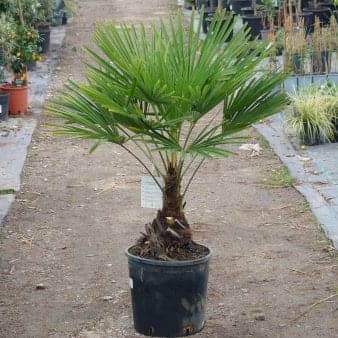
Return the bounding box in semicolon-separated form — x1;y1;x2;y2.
48;10;288;337
229;0;252;14
205;1;235;40
284;14;307;74
257;0;277;39
8;0;53;54
242;0;264;39
0;13;15;121
35;0;54;54
52;0;66;26
302;0;332;26
286;83;337;145
0;0;41;115
311;16;334;74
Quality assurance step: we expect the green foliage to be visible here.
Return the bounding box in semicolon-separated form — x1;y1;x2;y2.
270;166;295;187
0;188;15;195
49;10;288;201
10;23;41;85
0;0;45;85
0;0;15;13
0;13;16;67
9;0;46;26
287;83;338;144
36;0;54;25
0;0;53;25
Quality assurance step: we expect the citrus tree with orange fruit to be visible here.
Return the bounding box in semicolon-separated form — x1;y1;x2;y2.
10;23;41;85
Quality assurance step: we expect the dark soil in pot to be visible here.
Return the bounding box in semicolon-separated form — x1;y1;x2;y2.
130;239;209;261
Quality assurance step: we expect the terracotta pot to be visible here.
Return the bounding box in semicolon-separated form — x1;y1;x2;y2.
0;83;28;115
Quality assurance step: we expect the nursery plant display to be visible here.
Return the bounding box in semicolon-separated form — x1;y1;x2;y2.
286;83;338;145
0;0;43;114
49;9;287;337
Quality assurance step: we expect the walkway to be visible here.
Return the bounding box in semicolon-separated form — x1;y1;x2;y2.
0;1;337;337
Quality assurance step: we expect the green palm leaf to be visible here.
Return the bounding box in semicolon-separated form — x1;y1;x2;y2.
48;9;288;228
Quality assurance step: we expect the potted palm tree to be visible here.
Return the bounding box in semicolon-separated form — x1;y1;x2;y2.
48;10;288;337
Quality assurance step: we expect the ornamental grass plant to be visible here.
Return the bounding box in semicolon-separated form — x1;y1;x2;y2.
287;84;338;145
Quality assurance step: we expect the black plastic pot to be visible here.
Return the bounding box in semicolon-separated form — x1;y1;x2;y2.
205;15;235;42
126;245;212;337
317;2;336;11
293;53;302;75
242;15;262;40
298;11;314;34
184;0;194;10
0;90;9;121
303;7;331;26
229;0;251;14
62;11;68;25
312;50;330;74
208;0;218;8
241;6;254;15
301;132;323;146
201;7;215;34
38;25;51;54
334;10;338;22
333;120;338;142
301;123;330;146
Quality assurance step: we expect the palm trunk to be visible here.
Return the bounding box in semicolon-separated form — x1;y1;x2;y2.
149;163;191;241
138;164;191;257
162;165;184;221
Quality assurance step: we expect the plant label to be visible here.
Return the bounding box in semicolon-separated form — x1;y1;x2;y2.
141;176;163;209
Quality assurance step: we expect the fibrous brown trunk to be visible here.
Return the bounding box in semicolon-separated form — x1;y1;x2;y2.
162;165;185;222
137;165;192;259
156;164;190;238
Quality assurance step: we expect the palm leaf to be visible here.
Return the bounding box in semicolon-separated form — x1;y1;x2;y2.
48;9;288;193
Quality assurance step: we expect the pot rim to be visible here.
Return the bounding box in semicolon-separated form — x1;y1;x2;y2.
0;83;28;90
125;244;212;267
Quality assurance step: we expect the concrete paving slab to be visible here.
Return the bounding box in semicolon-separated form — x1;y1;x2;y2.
0;117;37;191
0;194;15;223
255;113;338;249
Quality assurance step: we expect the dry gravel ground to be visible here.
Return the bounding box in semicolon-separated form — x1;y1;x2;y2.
1;1;338;337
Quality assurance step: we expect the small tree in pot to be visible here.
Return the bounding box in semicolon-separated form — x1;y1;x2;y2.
0;0;41;115
49;10;288;337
